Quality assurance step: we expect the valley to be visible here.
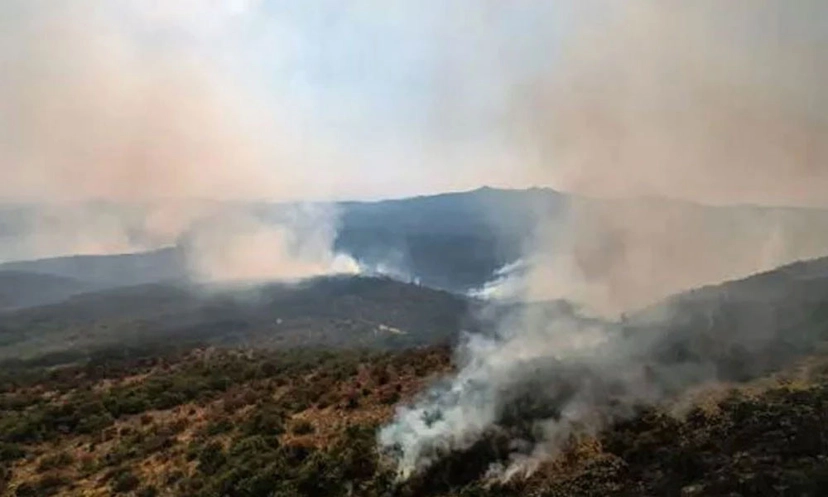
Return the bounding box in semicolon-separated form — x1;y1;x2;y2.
1;246;828;496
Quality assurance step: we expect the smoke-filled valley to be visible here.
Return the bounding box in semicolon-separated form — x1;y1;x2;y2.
2;1;828;496
3;189;828;496
3;253;828;496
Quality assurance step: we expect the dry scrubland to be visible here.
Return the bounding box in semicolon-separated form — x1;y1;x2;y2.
1;342;827;497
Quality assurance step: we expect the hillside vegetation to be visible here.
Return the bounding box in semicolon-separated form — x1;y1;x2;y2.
1;343;827;496
2;254;828;495
0;276;472;363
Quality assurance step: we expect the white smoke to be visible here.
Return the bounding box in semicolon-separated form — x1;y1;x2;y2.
467;260;528;301
380;0;828;480
183;203;360;284
379;308;618;479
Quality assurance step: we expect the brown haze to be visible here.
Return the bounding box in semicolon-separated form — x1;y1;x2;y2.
0;2;291;202
510;0;828;314
0;0;352;279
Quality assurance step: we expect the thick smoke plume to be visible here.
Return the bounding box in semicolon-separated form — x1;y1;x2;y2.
183;203;359;283
380;0;828;479
0;0;354;282
512;0;828;314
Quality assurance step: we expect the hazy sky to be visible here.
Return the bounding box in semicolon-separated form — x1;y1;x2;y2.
1;1;825;203
176;0;571;199
226;1;570;198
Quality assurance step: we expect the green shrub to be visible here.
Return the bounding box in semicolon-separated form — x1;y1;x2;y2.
36;452;74;472
15;474;70;497
240;407;285;437
111;469;141;494
136;485;159;497
0;442;25;462
197;441;227;474
292;420;315;435
205;417;233;436
228;435;279;459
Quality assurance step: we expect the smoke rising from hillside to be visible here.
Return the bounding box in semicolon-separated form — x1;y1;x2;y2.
511;0;828;313
380;0;828;479
183;203;360;283
0;0;354;281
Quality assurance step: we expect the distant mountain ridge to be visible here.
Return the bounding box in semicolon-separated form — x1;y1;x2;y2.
0;247;187;288
0;187;567;297
2;186;828;301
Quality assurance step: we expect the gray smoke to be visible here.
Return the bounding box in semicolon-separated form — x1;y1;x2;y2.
380;0;828;479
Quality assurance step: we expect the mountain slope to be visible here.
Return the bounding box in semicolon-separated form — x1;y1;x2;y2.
0;248;187;289
0;272;94;311
3;251;828;496
0;187;565;295
0;276;473;363
1;256;828;496
3;187;828;296
335;187;566;291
